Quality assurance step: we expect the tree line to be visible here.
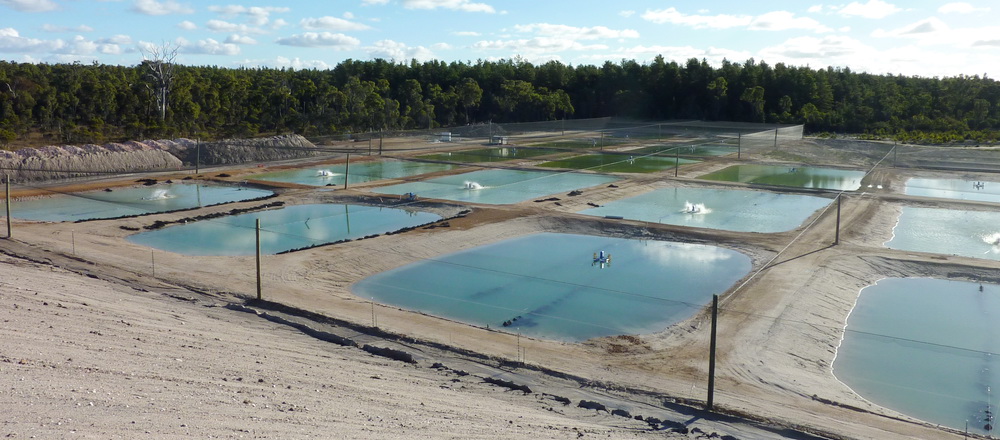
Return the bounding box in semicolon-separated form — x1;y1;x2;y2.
2;56;1000;147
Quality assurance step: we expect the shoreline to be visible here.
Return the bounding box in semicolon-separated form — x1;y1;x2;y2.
4;139;1000;438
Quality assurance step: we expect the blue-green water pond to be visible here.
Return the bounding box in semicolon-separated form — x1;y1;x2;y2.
905;177;1000;203
836;278;1000;435
580;187;832;233
886;206;1000;261
249;160;458;186
373;169;620;205
353;233;752;341
699;164;864;191
126;203;440;256
9;183;273;222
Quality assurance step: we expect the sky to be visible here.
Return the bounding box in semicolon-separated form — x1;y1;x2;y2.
0;0;998;78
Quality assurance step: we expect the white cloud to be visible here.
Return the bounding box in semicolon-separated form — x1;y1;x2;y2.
836;0;901;19
938;2;990;14
208;5;289;26
472;38;606;54
367;39;436;61
343;12;355;19
275;32;360;49
0;28;120;59
131;0;193;16
177;20;197;30
42;24;94;32
431;42;451;50
619;10;635;18
361;0;388;4
402;0;495;13
641;8;752;29
275;56;331;69
452;31;481;37
176;37;241;55
514;23;639;40
0;0;58;12
205;19;267;35
0;27;57;52
300;16;372;31
225;34;257;45
97;34;132;45
642;8;830;33
807;5;823;13
748;11;831;32
760;35;872;61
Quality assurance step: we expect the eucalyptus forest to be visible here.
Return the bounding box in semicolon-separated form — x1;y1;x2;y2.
1;55;999;147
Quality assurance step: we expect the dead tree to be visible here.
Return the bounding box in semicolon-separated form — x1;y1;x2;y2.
140;42;178;121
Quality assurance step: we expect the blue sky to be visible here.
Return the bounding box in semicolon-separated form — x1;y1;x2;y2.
0;0;997;78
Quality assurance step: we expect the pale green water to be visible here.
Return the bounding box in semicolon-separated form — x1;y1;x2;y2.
905;177;1000;203
374;169;620;205
580;187;832;233
353;233;752;341
886;206;1000;261
417;147;560;163
9;183;273;222
537;154;699;173
126;203;440;255
699;164;864;190
249;159;458;186
836;278;1000;435
629;144;735;157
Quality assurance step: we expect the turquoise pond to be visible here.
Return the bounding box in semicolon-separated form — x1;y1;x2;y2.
905;177;1000;203
8;183;273;222
886;206;1000;261
373;169;620;205
353;233;752;342
580;187;833;233
699;164;865;191
836;278;1000;435
249;159;458;186
126;204;440;256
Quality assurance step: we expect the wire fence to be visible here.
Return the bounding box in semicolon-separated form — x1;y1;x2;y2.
9;118;1000;436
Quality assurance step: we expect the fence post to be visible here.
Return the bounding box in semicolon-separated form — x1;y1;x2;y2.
256;218;262;301
344;153;351;190
835;195;842;245
4;174;10;239
675;147;679;177
707;294;718;410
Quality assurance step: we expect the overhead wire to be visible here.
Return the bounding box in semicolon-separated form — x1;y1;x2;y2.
4;136;999;359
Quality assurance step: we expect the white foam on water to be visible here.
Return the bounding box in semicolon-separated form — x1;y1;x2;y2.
143;189;173;200
681;201;710;214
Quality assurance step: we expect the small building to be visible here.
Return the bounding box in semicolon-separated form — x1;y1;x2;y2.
437;132;452;142
490;135;508;145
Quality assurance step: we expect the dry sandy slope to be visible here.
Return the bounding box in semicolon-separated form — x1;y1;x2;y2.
1;252;703;439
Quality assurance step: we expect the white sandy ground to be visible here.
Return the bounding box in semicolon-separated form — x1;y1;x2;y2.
4;139;1000;439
